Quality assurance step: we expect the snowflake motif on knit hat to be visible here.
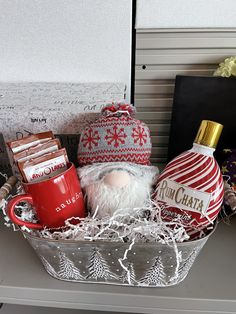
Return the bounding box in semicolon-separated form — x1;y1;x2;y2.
105;125;127;148
132;125;148;146
81;128;100;150
77;102;152;165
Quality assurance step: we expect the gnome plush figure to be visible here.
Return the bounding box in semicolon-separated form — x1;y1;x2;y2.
77;103;159;219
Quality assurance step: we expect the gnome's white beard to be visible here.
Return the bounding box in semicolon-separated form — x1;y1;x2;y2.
78;162;159;219
85;176;152;219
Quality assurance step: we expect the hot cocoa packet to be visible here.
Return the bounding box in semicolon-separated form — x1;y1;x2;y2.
7;131;54;154
18;148;69;183
13;138;61;162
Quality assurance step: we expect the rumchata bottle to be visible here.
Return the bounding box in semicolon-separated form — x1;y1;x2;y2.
154;120;224;230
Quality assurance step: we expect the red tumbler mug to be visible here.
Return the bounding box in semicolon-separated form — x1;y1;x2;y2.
7;163;85;229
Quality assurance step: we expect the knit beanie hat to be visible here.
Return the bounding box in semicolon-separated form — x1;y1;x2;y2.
77;103;152;166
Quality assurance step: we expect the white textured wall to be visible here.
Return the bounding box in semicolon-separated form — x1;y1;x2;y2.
136;0;236;28
0;0;132;99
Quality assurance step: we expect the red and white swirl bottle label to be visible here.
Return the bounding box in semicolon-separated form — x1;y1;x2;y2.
155;147;224;228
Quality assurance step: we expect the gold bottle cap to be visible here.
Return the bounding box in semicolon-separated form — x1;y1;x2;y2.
194;120;223;149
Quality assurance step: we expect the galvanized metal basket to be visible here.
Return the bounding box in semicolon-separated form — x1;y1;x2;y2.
23;226;215;287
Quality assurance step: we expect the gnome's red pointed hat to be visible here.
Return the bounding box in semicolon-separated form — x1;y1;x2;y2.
77;103;152;166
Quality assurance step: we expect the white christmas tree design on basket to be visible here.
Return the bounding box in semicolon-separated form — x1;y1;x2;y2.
139;257;166;286
120;263;136;285
57;252;85;281
86;248;119;280
23;232;211;287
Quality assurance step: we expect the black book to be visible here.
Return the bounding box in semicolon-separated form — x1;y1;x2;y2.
168;75;236;166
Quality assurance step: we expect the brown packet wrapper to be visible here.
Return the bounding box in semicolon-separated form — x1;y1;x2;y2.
18;148;69;183
13;138;61;163
7;131;54;154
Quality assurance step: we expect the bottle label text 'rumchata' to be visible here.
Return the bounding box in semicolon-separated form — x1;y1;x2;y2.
156;179;211;214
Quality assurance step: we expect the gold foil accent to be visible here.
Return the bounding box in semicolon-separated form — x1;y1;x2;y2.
194;120;223;148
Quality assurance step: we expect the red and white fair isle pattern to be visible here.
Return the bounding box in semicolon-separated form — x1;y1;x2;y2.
78;115;152;166
154;150;224;228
